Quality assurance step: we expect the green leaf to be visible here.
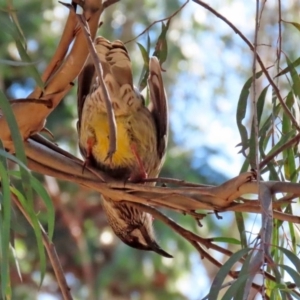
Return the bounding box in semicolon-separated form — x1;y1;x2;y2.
256;85;269;126
212;237;241;245
236;71;263;156
235;162;249;248
282;20;300;32
147;32;151;52
0;150;30;172
233;248;254;299
9;171;55;241
271;219;280;267
153;20;170;64
0;92;34;209
137;42;150;91
278;264;300;287
5;1;27;49
277;246;300;273
270;288;281;300
30;177;55;241
234;211;247;248
275;56;300;78
266;130;295;159
248;122;257;169
137;42;150;66
15;39;44;89
1;12;44;89
222;274;249;300
0;59;40;66
0;92;34;227
0;92;45;286
258;104;282;180
208;248;251;300
0;159;12;300
269;282;290;300
286;205;296;251
282;92;296;180
286;56;300;100
10;186;46;287
259;104;280;142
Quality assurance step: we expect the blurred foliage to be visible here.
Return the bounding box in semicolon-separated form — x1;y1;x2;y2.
1;0;300;299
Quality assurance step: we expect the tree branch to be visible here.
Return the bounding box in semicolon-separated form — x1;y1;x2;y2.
21;137;300;224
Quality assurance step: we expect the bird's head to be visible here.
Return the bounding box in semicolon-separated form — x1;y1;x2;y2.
103;200;172;258
120;221;173;258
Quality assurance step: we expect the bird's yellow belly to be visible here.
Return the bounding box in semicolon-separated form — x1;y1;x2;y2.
90;113;135;168
79;105;157;177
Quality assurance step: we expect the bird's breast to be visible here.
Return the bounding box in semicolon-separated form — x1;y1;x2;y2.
92;114;135;167
79;106;158;175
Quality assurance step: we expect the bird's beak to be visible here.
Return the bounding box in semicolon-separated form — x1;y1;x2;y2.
139;223;173;258
150;241;173;258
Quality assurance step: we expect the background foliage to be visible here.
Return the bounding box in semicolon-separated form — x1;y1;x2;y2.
1;0;300;299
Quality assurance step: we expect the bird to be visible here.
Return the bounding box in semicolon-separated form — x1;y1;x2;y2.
77;36;171;258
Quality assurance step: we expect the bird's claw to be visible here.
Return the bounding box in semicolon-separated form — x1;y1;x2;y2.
128;170;148;183
129;143;147;182
104;150;115;166
40;127;54;140
249;168;257;181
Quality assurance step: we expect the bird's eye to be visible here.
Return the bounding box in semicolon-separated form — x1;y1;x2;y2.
127;224;139;233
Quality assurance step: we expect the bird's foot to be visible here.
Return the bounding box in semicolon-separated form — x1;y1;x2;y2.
129;143;148;183
82;136;95;173
40;127;54;140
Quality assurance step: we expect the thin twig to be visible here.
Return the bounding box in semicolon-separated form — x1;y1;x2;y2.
76;13;117;162
244;1;267;299
224;203;299;224
125;0;189;44
144;176;213;187
252;0;260;172
259;132;300;169
277;0;282;63
103;0;119;9
192;0;300;132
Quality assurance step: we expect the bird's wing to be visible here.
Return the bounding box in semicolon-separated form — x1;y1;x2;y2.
103;39;142;114
147;57;169;159
77;37;112;131
78;37;141;120
105;40;133;87
77;60;95;132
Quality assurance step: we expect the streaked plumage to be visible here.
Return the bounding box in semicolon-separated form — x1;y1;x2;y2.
77;36;171;257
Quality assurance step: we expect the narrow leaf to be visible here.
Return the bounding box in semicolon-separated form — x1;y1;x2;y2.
222;274;249;300
212;237;241;245
137;42;150;91
278;264;300;287
236;71;263;155
153;20;170;64
208;248;251;300
0;161;11;299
